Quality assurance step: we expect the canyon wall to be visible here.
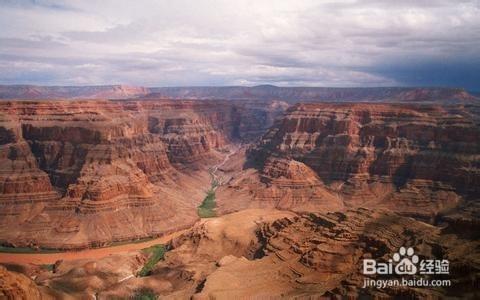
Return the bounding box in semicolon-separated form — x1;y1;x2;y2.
2;99;479;248
234;103;480;220
0;99;285;249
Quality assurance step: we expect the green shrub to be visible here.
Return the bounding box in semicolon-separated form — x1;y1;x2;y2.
197;188;216;218
133;288;157;300
137;245;166;277
0;246;59;253
40;264;54;272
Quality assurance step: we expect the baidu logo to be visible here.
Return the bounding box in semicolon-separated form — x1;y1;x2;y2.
362;246;451;289
393;247;419;275
363;246;448;276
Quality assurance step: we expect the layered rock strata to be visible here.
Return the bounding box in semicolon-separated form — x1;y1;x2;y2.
19;208;477;298
241;103;480;219
216;155;344;214
0;99;285;249
195;209;479;298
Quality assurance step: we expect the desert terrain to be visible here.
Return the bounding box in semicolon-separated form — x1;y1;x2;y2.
0;87;479;299
1;0;480;297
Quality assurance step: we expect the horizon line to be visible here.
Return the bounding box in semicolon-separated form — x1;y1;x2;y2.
0;83;475;90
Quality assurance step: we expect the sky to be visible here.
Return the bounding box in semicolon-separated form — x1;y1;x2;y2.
0;0;479;89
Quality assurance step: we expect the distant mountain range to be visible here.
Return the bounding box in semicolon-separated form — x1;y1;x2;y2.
0;84;150;100
0;84;477;103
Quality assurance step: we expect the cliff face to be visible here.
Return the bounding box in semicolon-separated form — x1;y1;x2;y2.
2;99;479;248
245;103;480;219
0;99;285;249
190;208;476;298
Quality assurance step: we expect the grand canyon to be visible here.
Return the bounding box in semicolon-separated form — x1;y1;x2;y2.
1;0;480;299
0;85;478;299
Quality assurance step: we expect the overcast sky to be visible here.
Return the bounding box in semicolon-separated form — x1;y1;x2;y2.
0;0;479;89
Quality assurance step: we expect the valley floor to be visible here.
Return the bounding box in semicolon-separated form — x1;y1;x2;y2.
0;228;188;265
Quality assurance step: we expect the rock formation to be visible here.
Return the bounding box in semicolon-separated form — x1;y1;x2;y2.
217;103;480;220
10;208;476;298
0;265;53;299
194;209;479;298
0;97;479;298
0;99;285;249
216;155;344;214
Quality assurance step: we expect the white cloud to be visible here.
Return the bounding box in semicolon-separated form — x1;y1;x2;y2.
0;0;479;88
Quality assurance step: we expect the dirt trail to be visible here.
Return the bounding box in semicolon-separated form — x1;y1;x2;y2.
0;229;187;265
210;145;240;188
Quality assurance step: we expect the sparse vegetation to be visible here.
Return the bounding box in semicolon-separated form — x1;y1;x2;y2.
133;288;158;300
0;237;158;254
197;187;216;218
138;244;166;277
40;264;55;272
0;246;59;253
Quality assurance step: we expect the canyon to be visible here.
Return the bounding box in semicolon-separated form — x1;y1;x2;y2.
237;103;480;221
1;208;478;298
0;92;479;298
0;99;286;249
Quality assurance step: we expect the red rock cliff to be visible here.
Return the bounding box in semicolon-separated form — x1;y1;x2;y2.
248;103;480;219
0;99;285;249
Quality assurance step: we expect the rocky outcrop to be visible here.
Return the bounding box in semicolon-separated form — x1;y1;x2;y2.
216;156;344;213
0;99;286;249
245;103;480;219
30;208;477;298
0;131;61;221
194;209;478;298
145;101;231;163
0;265;53;299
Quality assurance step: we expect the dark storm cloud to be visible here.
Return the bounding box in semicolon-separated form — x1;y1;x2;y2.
0;0;478;88
362;60;480;89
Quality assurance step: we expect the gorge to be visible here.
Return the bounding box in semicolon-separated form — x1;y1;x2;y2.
0;89;479;299
2;0;480;297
